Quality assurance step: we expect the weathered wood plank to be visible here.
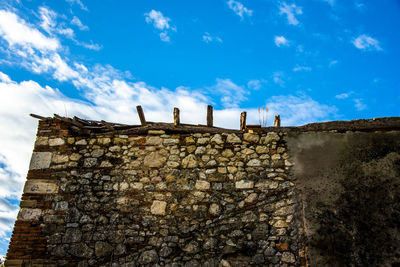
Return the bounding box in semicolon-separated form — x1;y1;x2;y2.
174;107;180;126
136;105;147;126
207;105;213;127
274;115;281;127
240;112;247;131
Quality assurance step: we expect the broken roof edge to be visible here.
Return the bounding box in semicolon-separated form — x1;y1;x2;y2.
30;114;400;135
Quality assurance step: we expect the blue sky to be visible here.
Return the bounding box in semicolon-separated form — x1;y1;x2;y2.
0;0;399;257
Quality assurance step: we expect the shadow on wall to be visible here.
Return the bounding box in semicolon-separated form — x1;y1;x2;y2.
286;131;400;267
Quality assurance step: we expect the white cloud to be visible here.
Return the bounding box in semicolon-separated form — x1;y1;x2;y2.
65;0;88;11
202;32;222;43
293;65;311;72
144;10;176;42
335;92;351;99
71;16;89;31
352;34;382;51
227;0;253;19
272;71;285;87
274;35;289;47
279;2;302;26
247;79;266;90
265;95;337;126
210;78;248;108
0;9;60;51
39;7;75;39
354;99;367;110
329;59;338;67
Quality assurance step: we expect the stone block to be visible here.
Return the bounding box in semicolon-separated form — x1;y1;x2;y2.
17;208;42;221
235;180;254;189
151;200;167;215
144;151;166;168
195;180;210;190
49;138;65;146
29;152;52;170
24;180;58;194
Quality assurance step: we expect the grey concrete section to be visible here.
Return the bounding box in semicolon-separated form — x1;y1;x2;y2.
29;152;52;170
286;131;400;266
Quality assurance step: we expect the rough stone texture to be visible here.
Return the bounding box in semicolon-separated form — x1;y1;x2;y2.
6;116;400;266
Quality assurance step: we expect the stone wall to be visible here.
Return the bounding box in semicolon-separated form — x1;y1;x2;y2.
6;119;305;266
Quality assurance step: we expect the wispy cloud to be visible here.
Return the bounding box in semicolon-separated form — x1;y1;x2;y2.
329;59;338;67
274;35;289;47
71;16;89;31
39;7;74;39
273;71;285;87
211;78;248;108
293;65;311;72
279;2;302;26
352;34;382;51
335;91;353;99
247;79;266;90
202;32;222;43
65;0;88;11
227;0;253;19
354;98;367;111
144;10;176;42
322;0;335;6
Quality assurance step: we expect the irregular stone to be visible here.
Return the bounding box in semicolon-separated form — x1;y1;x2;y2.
29;152;52;170
247;159;261;167
144;151;166;168
17;208;42;221
245;193;258;203
226;134;241;143
70;153;81;161
63;228;82;243
256;146;268;154
274;206;295;216
242;148;255;155
69;243;93;258
197;137;209;145
91;149;104;158
183;241;199;254
151;200;167;215
148;130;165;135
185;136;195;144
163;138;179;145
221;149;234;158
195;180;210;190
187;145;196;153
52;154;68;164
260;132;280;144
159;246;173;257
281;252;296;263
252;254;264;264
227;166;238;174
95;241;114;257
109;145;121;152
210;134;224;145
84;158;97;168
273;220;288;228
75;139;87;145
209;203;221;216
184;260;201;267
235;180;254;189
203;238;218;250
244;133;259;143
146;136;162;145
35;136;48;146
49;138;64;146
139;249;159;264
100;161;112;167
271;154;281;160
182;154;198;168
54;201;68;211
195;146;206;155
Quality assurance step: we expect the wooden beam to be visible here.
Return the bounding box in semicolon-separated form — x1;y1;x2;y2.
240;112;247;131
30;113;47;120
207;105;213;127
274;115;281;127
173;107;180;126
136;105;147;126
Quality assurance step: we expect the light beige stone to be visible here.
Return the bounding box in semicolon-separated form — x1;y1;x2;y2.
35;137;48;146
29;152;52;170
210;134;224;145
75;139;87;145
227;166;238;174
163;138;179;145
260;132;280;144
185;136;195;144
243;133;259;143
24;180;58;194
49;138;64;146
226;134;241;143
130;182;143;190
235;180;254;189
197;137;209;145
151;200;167;215
209;203;221;216
91;149;104;158
195;146;206;155
245;193;258;203
148;130;165;135
221;149;234;158
144;151;166;168
247;159;261;167
146;136;162;145
256;146;268;154
182;154;198;168
17;208;42;221
195;180;210;190
70;153;82;161
52;154;68;164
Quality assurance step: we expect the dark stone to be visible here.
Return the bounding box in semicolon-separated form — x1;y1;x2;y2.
138;249;159;264
184;260;201;267
252;254;265;264
69;243;94;258
95;241;114;257
160;246;173;257
63;228;82;243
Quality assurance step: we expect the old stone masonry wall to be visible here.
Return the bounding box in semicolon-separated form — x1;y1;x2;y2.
6;119;306;267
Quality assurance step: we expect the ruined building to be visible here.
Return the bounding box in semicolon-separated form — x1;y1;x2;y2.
5;106;400;266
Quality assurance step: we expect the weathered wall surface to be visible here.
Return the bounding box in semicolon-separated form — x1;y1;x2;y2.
6;119;305;266
286;131;400;266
